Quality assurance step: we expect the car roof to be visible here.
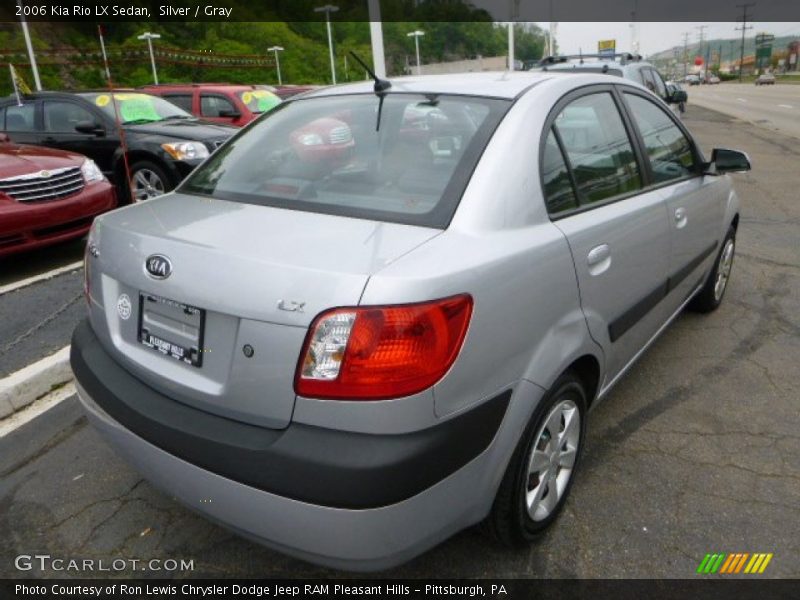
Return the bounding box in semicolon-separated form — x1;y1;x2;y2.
2;89;143;101
141;83;257;91
299;71;561;100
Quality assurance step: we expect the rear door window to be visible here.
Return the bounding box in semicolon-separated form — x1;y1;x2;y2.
43;101;96;132
5;104;36;131
541;129;578;214
180;93;509;228
553;92;642;206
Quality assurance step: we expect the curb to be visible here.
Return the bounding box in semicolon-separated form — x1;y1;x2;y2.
0;346;73;419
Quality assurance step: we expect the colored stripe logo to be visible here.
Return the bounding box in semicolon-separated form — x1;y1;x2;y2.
697;553;773;574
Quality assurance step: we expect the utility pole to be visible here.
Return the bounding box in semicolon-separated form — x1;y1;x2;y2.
736;3;755;81
696;25;707;81
367;0;386;79
682;32;690;79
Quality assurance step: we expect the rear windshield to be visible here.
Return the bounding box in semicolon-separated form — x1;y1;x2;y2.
179;93;509;228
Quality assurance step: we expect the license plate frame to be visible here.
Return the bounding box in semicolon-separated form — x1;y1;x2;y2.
137;293;205;368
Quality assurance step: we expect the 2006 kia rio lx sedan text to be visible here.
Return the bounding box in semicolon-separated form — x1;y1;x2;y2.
71;72;750;571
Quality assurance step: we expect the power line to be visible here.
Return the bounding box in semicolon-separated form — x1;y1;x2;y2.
736;3;755;81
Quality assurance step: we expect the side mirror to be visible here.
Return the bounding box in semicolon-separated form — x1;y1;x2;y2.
75;121;105;136
708;148;751;174
218;109;241;119
669;89;688;104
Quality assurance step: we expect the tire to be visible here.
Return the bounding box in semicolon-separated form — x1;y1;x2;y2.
482;371;587;547
129;160;174;203
689;226;736;313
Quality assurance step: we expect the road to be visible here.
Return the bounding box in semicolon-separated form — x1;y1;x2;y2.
689;82;800;139
1;105;799;579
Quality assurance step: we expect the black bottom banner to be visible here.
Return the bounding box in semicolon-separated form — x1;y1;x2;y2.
3;579;800;600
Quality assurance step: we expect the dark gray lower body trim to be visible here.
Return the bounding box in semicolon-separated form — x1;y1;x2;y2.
609;241;717;343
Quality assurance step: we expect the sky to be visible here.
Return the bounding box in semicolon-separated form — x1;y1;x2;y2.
532;22;800;56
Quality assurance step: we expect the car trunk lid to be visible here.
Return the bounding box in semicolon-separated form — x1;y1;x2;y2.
88;192;441;428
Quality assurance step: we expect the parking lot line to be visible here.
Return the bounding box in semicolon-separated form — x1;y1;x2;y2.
0;260;82;296
0;381;75;438
777;104;794;109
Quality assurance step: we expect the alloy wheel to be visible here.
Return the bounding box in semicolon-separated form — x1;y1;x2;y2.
525;399;580;522
714;238;735;301
132;169;166;201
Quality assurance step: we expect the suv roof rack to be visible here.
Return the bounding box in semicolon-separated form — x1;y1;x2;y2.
538;52;643;67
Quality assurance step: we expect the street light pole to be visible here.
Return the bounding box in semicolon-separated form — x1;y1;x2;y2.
407;30;424;75
268;46;284;85
137;32;161;85
314;4;339;84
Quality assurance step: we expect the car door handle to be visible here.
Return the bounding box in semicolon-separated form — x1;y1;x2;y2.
42;136;58;144
586;244;611;275
587;244;610;265
674;207;688;228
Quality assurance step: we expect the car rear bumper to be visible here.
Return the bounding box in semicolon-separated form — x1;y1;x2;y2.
0;182;116;257
71;319;540;570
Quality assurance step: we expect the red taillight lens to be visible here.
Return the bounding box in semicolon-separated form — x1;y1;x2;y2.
295;294;473;400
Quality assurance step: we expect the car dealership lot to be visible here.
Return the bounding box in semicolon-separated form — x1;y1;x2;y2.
0;104;798;578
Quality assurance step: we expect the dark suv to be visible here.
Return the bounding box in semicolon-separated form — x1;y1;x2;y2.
0;91;235;202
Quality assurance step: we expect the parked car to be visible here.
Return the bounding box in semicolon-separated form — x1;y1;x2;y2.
685;74;701;86
538;53;685;116
0;133;115;257
140;83;281;127
0;91;235;203
72;72;748;571
755;73;776;86
708;74;721;84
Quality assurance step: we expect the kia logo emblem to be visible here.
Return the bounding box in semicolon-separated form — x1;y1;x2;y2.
145;254;172;279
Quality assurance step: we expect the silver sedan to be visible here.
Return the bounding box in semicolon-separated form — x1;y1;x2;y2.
72;71;749;571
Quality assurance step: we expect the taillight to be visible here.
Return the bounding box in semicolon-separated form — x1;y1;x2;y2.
295;294;473;400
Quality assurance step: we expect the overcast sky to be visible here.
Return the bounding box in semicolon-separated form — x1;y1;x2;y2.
532;22;800;56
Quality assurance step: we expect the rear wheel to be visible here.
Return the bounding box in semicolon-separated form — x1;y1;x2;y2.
482;372;587;546
129;160;173;202
689;226;736;313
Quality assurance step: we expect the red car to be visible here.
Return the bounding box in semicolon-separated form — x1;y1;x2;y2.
0;134;116;258
140;83;281;127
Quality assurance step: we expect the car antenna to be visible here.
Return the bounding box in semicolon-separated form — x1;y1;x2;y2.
348;51;391;94
348;50;392;131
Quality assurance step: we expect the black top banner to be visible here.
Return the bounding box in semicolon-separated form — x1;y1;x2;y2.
2;0;800;22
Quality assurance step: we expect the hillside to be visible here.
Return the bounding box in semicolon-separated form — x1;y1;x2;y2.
648;33;800;65
0;21;546;95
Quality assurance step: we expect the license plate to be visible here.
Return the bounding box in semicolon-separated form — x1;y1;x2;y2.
138;293;205;367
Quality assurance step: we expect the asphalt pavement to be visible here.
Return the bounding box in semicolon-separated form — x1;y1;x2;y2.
1;104;799;578
688;82;800;139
